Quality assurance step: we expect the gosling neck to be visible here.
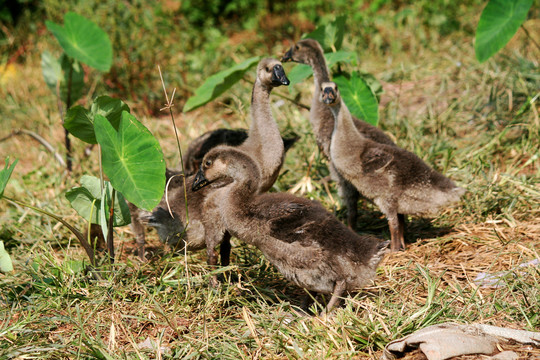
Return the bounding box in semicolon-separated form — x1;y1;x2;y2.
245;78;284;188
334;99;360;138
308;49;335;158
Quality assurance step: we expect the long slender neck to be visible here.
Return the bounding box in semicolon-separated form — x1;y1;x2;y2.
309;50;331;110
244;78;284;190
249;79;274;139
307;49;335;158
220;174;258;231
335;99;360;139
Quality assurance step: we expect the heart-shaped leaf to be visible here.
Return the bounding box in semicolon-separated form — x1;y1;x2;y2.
0;241;13;272
475;0;533;63
303;15;346;52
66;175;131;227
64;96;130;144
183;56;261;112
288;51;357;87
41;51;62;89
334;72;379;126
94;112;165;211
41;52;85;104
46;12;113;72
0;157;18;199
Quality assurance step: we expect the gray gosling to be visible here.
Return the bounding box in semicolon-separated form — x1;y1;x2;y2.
192;146;389;312
320;81;466;252
282;38;395;230
143;58;290;266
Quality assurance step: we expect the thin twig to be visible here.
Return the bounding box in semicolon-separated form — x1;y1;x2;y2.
164;174;182;218
243;76;311;110
0;129;66;167
521;24;540;53
158;66;189;226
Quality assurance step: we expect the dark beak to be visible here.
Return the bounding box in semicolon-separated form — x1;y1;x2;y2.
271;64;290;86
281;47;293;62
322;87;336;104
192;169;210;191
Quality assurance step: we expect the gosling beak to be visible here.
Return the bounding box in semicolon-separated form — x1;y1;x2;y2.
271;64;290;86
281;47;293;62
322;87;336;104
192;169;210;191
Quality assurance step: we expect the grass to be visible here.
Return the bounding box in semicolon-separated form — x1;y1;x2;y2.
1;3;539;359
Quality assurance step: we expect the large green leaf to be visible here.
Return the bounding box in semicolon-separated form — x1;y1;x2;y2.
0;241;13;272
288;51;357;87
66;175;131;227
64;96;130;144
303;15;346;52
475;0;533;63
94;112;165;211
46;12;112;72
41;52;85;104
183;56;261;112
0;157;17;199
334;72;379;126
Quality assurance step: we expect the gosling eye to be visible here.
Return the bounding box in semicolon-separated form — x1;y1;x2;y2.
205;159;212;167
265;67;270;72
295;45;299;50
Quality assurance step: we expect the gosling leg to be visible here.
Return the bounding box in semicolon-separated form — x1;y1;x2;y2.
324;280;347;314
388;214;404;252
220;232;232;266
206;247;220;288
398;214;406;250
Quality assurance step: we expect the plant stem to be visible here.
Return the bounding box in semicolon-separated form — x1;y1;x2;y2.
243;77;310;110
3;196;95;265
158;66;189;226
64;59;74;172
107;188;115;263
521;24;540;53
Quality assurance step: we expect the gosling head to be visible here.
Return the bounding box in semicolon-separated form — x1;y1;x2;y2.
319;81;340;106
281;39;324;64
257;58;290;87
192;147;260;192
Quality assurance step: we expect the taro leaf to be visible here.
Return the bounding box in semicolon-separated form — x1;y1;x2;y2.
46;12;112;72
334;72;379;126
64;106;94;143
65;175;131;226
287;64;313;87
0;241;13;272
288;51;357;87
0;157;17;199
41;51;62;89
64;96;130;144
183;56;261;112
90;96;130;130
303;15;346;52
41;52;84;104
94;112;165;211
475;0;533;63
60;55;84;105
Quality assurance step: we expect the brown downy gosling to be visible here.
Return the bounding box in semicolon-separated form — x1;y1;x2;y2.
130;130;298;260
142;58;291;265
282;38;396;230
192;146;389;312
320;81;465;252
